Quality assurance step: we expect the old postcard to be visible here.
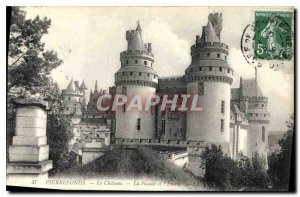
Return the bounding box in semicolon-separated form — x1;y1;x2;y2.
6;6;295;191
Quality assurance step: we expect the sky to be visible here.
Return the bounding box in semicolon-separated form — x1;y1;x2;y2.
24;6;294;131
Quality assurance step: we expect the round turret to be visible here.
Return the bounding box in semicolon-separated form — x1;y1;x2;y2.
185;14;234;153
62;79;83;116
114;22;158;140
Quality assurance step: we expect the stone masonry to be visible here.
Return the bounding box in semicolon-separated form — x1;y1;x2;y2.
7;99;53;184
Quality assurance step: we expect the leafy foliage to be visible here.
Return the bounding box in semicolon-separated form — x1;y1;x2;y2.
200;145;269;191
7;7;71;173
8;7;62;97
268;114;294;191
200;144;236;190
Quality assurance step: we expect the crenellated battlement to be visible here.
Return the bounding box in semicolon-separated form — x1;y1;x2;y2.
120;50;154;59
241;96;268;102
115;138;207;148
192;42;229;55
126;30;138;41
158;76;185;84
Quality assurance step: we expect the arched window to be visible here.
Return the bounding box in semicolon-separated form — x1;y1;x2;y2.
262;126;265;142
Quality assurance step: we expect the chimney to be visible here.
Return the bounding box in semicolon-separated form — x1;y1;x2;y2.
95;80;98;92
147;43;152;53
74;81;79;91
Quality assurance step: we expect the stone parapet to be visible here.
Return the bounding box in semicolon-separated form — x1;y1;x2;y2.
115;138;206;148
9;145;49;162
7;160;53;174
7;98;53;184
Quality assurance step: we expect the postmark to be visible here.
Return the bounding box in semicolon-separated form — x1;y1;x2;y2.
241;9;294;70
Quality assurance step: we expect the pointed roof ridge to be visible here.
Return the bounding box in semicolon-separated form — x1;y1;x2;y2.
241;78;264;97
80;80;88;89
205;19;219;42
128;30;146;51
136;21;142;33
66;79;75;92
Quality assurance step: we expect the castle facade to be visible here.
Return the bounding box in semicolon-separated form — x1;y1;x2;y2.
62;13;270;165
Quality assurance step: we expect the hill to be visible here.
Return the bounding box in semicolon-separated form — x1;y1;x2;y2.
56;146;208;190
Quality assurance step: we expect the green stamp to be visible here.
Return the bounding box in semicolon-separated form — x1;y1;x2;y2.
254;11;293;60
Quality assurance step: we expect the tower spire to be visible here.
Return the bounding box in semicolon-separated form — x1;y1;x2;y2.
240;77;243;97
136;20;142;36
95;80;98;92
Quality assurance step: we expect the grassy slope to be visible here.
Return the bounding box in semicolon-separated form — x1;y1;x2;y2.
56;146;207;190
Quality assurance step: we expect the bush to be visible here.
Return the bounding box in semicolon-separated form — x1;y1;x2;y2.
200;144;237;190
268;114;294;191
201;144;269;191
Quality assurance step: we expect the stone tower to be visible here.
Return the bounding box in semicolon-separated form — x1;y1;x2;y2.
62;79;83;116
238;74;270;160
79;80;88;111
115;22;158;139
185;13;234;154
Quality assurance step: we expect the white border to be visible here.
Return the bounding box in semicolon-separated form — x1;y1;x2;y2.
1;1;298;196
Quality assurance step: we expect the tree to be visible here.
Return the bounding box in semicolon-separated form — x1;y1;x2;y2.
7;7;71;173
200;144;237;190
200;145;270;191
268;114;294;190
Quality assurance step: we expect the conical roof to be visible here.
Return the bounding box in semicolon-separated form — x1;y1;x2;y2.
66;79;75;92
136;21;142;35
80;80;88;89
205;20;220;42
127;30;146;51
241;79;263;97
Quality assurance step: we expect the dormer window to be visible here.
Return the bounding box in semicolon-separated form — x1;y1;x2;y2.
217;53;221;58
209;67;212;71
219;67;222;72
144;61;147;65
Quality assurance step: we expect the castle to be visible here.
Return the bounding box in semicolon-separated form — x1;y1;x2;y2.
62;13;270;170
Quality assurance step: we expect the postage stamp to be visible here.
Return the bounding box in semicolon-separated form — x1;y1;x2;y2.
241;9;294;70
254;11;293;60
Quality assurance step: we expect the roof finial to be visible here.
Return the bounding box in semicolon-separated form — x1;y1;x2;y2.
136;20;142;35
